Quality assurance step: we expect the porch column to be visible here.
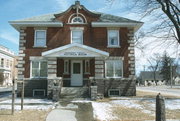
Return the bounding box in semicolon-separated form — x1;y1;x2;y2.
95;57;105;78
47;58;57;98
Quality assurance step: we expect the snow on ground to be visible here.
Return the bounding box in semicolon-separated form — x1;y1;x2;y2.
91;98;180;121
0;98;55;110
92;101;118;121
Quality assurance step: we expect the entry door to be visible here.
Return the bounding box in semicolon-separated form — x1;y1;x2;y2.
71;60;83;86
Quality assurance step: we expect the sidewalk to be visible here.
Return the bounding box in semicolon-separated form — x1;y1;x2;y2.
46;100;93;121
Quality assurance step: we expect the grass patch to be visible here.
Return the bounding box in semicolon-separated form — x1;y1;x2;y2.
0;109;51;121
112;106;154;121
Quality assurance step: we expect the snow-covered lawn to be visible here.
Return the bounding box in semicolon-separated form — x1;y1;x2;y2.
92;98;180;121
0;98;55;110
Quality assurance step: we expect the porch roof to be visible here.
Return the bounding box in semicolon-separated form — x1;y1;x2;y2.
42;43;109;57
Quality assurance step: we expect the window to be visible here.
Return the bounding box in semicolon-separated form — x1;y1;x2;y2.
108;89;120;96
34;30;46;47
71;30;83;44
85;60;90;73
6;59;9;68
108;30;119;47
1;58;4;67
31;61;47;78
106;60;123;78
64;60;69;74
71;16;84;23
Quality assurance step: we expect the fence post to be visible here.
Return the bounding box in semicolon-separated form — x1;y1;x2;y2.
21;80;24;110
12;78;15;115
156;93;166;121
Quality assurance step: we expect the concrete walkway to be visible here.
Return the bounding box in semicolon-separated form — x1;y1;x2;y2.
46;100;94;121
46;109;77;121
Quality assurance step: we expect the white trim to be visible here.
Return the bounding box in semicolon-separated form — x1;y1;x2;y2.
9;21;63;31
34;30;47;47
42;43;109;57
107;30;120;47
68;13;87;24
64;60;69;74
91;22;143;32
85;60;90;74
71;29;83;44
71;16;84;23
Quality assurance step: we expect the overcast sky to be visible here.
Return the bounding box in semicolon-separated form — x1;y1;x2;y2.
0;0;179;75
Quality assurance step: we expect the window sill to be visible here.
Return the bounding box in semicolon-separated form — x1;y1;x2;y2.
30;77;47;80
33;46;47;48
107;46;120;48
84;72;90;75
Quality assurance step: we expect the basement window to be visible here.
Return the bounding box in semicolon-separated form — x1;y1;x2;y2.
33;89;45;97
108;89;120;97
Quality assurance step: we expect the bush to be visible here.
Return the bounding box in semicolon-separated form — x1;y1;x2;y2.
0;72;4;85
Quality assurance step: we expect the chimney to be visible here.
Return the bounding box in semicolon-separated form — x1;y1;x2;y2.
75;1;80;5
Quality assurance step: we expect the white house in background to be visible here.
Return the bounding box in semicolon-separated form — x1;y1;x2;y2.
0;44;17;86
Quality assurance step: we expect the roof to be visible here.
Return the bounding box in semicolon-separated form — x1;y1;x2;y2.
42;43;109;57
140;71;163;80
10;12;142;24
9;1;143;31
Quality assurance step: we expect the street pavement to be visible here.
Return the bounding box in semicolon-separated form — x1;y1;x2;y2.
136;85;180;97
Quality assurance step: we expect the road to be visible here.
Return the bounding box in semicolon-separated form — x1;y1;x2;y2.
136;85;180;97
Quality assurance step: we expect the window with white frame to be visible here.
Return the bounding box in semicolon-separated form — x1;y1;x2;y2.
108;30;119;47
31;61;47;78
71;30;83;44
34;30;46;47
106;60;123;78
85;60;90;73
64;60;69;74
71;16;84;23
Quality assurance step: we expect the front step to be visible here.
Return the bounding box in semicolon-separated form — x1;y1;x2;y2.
60;87;89;99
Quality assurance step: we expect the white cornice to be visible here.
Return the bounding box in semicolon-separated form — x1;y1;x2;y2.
9;21;63;31
91;22;143;32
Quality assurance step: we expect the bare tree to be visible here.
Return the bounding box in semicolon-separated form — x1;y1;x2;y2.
106;0;180;44
147;53;161;85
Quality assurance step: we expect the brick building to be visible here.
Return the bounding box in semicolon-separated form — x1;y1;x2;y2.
9;1;143;98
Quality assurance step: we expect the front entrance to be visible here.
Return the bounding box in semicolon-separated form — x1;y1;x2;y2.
71;60;83;86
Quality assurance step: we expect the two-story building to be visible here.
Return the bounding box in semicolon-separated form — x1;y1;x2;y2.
9;1;143;98
0;44;17;86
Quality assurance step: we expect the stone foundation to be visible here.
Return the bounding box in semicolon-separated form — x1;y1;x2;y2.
95;78;136;97
17;79;47;97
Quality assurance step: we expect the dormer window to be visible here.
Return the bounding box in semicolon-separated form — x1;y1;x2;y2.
71;16;84;23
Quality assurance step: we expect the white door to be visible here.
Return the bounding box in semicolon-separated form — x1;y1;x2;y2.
71;60;83;86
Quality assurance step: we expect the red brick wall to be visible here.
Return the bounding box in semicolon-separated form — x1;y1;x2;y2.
23;9;131;78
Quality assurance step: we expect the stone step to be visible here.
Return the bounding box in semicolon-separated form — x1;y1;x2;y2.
60;87;89;99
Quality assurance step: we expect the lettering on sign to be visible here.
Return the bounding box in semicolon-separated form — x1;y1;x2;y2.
64;52;87;56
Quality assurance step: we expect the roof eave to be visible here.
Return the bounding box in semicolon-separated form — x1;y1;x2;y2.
91;22;143;32
9;21;63;31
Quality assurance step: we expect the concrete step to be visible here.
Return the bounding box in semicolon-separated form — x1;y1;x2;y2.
60;87;89;99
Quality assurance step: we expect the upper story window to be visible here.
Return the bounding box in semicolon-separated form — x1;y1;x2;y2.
34;30;46;47
71;27;84;44
1;58;4;67
71;16;84;23
108;30;120;47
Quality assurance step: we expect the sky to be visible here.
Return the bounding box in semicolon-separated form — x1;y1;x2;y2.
0;0;179;75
